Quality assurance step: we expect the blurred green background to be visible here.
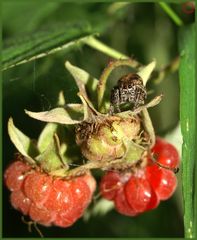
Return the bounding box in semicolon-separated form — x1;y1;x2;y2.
2;1;195;238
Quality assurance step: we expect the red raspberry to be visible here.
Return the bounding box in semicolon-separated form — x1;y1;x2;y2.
99;171;122;200
114;188;138;216
145;187;160;211
124;176;152;213
10;190;31;215
152;137;180;169
53;175;96;228
99;137;178;217
83;173;97;194
43;178;73;212
146;165;177;200
146;165;162;190
153;169;177;200
4;160;96;228
54;211;79;228
24;172;53;207
4;160;31;191
69;175;93;210
29;203;56;227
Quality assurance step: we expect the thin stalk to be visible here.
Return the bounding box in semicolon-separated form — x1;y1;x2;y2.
159;2;183;26
84;36;129;60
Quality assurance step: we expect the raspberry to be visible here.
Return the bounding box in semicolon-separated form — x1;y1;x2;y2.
69;175;93;210
153;169;177;200
24;172;53;207
43;178;73;212
145;187;160;211
4;160;96;228
99;171;122;200
29;203;55;227
52;175;96;227
146;165;162;190
152;138;180;169
114;188;138;216
83;174;97;193
4;160;31;191
99;137;178;217
10;190;31;215
54;211;78;228
146;165;177;200
124;176;152;212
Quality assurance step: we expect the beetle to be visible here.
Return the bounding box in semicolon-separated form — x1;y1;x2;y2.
109;73;147;114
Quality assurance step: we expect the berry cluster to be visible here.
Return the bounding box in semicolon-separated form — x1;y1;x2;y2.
4;158;96;227
100;138;179;216
4;137;179;226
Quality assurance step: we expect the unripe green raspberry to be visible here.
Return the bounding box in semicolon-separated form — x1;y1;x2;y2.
76;115;141;162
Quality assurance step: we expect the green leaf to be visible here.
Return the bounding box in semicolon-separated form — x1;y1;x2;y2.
7;118;38;164
25;104;84;124
179;24;195;238
3;22;95;70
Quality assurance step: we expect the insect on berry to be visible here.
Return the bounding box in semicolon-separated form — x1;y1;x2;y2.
110;73;147;114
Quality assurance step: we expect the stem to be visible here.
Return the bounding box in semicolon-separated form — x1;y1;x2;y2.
84;36;129;60
63;158;129;179
159;2;183;26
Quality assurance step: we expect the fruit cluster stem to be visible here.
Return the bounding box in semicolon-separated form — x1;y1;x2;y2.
64;159;133;178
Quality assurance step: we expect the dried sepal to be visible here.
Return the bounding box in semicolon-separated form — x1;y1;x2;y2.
122;140;145;164
7;118;38;165
133;94;163;114
141;109;155;148
37;123;58;153
137;60;156;86
77;92;102;120
35;134;69;173
65;61;98;104
57;91;66;106
25;104;84;125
